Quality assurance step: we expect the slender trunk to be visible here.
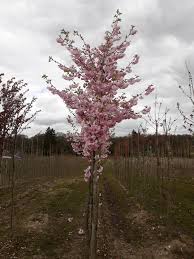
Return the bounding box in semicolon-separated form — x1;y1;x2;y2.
36;136;39;156
0;156;2;186
0;140;5;186
130;135;134;193
166;134;171;180
155;124;160;168
86;174;92;248
89;153;99;259
10;134;17;233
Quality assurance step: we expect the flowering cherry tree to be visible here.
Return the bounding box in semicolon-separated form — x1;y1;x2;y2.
43;10;154;258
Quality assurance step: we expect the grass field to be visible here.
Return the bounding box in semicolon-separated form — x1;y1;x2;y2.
0;177;88;258
0;155;194;258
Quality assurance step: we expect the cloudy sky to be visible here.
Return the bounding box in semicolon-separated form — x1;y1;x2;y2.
0;0;194;136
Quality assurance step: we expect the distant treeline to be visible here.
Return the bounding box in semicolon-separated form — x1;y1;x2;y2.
112;130;194;158
3;127;194;158
3;127;74;156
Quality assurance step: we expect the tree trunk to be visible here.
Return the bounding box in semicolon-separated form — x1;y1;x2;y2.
10;134;17;233
0;140;5;186
155;124;160;168
89;154;99;259
89;166;98;258
86;173;92;248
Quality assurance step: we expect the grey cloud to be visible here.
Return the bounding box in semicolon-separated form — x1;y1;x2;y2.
0;0;194;136
35;117;68;127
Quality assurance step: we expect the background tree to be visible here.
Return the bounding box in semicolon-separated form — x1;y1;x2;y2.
44;10;154;258
0;73;39;233
9;89;38;233
177;64;194;133
0;75;25;161
160;107;177;161
43;127;56;155
14;131;74;156
143;94;165;166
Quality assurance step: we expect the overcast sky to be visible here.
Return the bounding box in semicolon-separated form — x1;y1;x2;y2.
0;0;194;136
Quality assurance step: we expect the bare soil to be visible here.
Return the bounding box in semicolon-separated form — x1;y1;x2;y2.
0;176;193;258
97;177;194;259
0;177;88;259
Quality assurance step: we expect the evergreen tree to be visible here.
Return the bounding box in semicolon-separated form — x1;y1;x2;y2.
43;127;56;155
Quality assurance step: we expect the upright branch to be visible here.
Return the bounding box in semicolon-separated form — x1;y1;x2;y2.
143;94;164;165
143;95;177;183
161;107;177;136
160;108;177;173
177;64;194;133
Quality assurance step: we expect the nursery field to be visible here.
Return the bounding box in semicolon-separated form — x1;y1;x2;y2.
0;155;194;258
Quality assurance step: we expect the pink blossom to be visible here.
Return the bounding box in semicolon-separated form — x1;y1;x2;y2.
56;37;64;44
142;106;151;114
63;75;74;81
131;54;139;65
97;165;103;173
145;85;154;96
126;76;141;85
84;166;91;182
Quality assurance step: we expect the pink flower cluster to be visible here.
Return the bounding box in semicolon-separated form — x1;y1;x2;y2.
145;85;154;96
84;166;91;182
47;12;154;179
